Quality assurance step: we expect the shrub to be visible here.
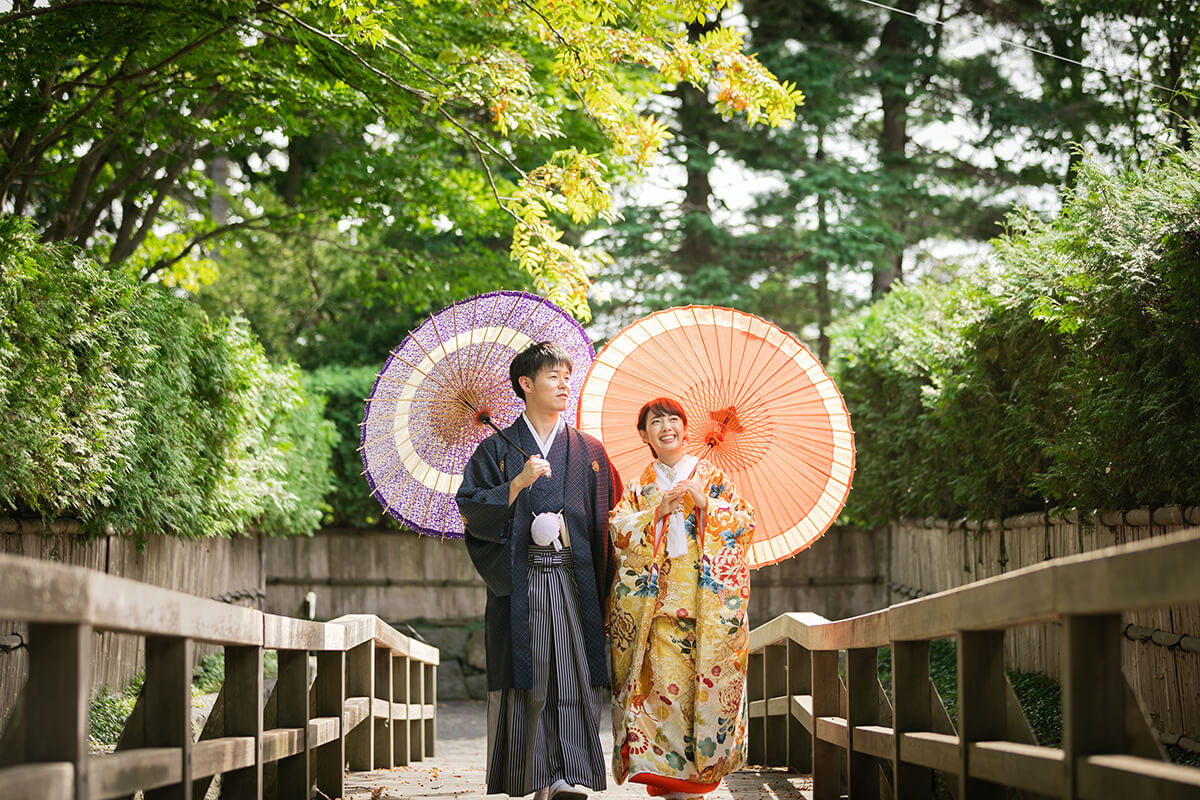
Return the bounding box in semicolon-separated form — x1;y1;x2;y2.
305;365;401;529
0;218;332;541
832;140;1200;524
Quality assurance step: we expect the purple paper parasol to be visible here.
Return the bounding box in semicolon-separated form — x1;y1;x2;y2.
359;291;595;537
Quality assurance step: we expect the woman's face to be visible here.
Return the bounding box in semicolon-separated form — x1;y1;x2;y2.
639;412;687;462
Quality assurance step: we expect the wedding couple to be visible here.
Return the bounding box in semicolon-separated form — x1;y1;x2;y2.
456;341;755;800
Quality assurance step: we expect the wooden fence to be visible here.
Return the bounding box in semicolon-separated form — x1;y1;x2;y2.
747;526;1200;799
0;552;438;800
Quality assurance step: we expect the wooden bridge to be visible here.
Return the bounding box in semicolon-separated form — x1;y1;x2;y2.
1;529;1199;798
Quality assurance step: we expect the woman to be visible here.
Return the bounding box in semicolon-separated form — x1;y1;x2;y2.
608;397;755;798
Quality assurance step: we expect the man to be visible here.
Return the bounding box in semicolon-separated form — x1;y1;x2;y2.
456;341;622;800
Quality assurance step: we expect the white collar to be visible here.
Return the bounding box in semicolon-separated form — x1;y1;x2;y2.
653;454;698;486
522;413;564;456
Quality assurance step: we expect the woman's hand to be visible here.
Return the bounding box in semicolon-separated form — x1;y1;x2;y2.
674;479;709;512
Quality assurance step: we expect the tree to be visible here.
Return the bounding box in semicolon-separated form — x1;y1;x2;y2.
0;0;803;319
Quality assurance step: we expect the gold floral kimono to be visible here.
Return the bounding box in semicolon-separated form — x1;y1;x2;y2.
607;459;755;786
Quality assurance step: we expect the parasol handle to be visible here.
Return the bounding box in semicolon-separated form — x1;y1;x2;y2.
476;412;532;460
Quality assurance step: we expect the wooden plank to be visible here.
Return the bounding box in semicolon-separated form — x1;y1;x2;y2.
899;732;959;774
847;647;880;797
747;650;765;766
853;725;894;760
969;741;1063;796
815;716;850;750
957;630;1006;799
892;640;934;800
343;696;371;731
91;748;180;800
787;640;812;773
222;646;263;800
308;717;340;748
1064;613;1126;799
764;643;788;767
0;555;263;645
375;646;394;769
393;655;410;766
807;610;890;651
262;728;303;762
346;640;375;770
792;694;814;731
143;636;193;800
1077;754;1200;800
189;684;224;800
275;649;310;799
315;651;345;798
811;649;841;800
423;662;436;758
27;622;90;800
0;762;73;800
409;659;425;761
191;737;255;780
263;615;344;652
328;615;375;650
748;699;766;718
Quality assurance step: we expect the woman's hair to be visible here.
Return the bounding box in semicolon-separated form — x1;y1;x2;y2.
637;397;688;432
509;341;573;400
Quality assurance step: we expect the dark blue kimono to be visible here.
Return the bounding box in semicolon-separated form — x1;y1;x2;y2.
455;420;622;691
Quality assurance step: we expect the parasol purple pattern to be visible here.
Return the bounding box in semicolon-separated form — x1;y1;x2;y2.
359;291;595;537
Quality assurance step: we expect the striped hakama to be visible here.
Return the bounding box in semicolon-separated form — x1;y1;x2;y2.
486;545;607;796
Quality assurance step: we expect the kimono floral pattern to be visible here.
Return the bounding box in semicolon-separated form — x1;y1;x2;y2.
608;460;755;785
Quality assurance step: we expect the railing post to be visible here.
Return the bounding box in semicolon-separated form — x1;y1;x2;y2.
787;639;812;773
224;644;264;800
26;622;91;800
747;649;765;766
892;640;934;799
847;646;880;797
275;649;310;799
347;639;375;769
765;643;788;766
957;630;1005;800
144;636;194;800
409;657;425;761
393;654;410;766
375;646;394;768
423;660;436;758
1062;613;1123;799
315;650;346;799
811;648;841;800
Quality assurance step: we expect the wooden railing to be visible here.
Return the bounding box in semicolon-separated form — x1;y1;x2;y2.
0;552;439;799
747;527;1200;799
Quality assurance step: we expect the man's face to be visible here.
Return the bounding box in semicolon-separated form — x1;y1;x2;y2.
520;362;571;414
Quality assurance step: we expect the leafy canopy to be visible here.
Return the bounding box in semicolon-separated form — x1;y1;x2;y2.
1;0;803;318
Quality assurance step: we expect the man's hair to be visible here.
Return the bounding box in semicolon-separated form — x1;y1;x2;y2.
509;341;574;401
636;397;688;457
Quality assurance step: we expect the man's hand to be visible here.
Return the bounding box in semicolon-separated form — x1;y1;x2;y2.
509;455;551;505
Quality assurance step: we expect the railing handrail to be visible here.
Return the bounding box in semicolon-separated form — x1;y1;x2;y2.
752;527;1200;652
0;550;438;800
747;526;1200;799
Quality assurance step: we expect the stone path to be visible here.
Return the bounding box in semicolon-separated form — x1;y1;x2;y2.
341;701;812;800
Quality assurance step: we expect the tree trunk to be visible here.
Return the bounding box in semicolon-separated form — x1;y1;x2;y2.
674;18;720;274
815;124;831;363
873;0;918;298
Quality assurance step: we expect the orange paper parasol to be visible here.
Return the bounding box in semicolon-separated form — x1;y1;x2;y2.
577;306;854;568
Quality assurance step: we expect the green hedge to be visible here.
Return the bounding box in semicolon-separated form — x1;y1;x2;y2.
0;218;333;543
305;365;401;529
832;142;1200;526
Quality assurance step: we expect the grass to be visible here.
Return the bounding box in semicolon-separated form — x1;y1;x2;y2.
88;649;280;746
